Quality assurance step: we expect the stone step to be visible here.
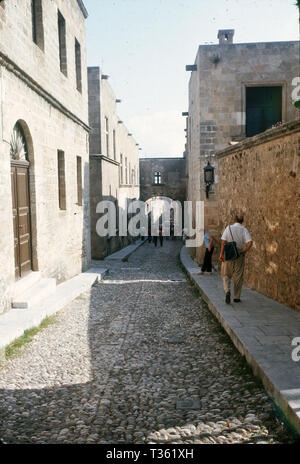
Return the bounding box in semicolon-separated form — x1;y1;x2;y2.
44;267;108;314
12;271;42;299
12;278;56;309
0;267;107;352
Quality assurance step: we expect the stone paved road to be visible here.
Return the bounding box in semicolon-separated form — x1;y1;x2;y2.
0;241;296;443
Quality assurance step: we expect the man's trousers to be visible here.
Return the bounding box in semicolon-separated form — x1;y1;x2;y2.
201;247;214;272
221;254;245;299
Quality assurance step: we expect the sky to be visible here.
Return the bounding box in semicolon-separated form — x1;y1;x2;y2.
83;0;299;157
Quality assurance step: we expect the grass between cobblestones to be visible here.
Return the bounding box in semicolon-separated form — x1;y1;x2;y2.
2;315;58;363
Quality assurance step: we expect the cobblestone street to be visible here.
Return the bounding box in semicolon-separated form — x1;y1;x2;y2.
0;241;296;444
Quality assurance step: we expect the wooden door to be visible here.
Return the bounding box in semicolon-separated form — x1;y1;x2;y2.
11;161;32;279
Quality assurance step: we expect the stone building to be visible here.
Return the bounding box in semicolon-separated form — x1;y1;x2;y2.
0;0;91;314
186;29;299;263
88;67;140;259
139;157;186;206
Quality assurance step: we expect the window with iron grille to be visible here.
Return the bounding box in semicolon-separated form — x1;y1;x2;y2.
31;0;44;50
105;117;109;157
154;171;162;184
120;154;123;184
77;156;82;206
75;38;82;92
113;129;116;160
58;10;67;76
57;150;66;210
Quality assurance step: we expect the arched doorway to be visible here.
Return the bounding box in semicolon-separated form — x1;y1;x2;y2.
145;196;183;238
10;122;33;279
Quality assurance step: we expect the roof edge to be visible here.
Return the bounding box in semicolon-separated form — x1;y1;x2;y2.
77;0;88;19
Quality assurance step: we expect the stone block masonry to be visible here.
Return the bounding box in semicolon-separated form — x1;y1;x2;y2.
186;30;299;267
216;120;300;311
0;0;90;314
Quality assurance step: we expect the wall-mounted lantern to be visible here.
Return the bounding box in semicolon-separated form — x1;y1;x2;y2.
182;112;189;116
101;74;109;79
204;161;215;199
118;120;123;124
116;99;121;103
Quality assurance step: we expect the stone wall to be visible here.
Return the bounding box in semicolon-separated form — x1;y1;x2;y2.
217;120;300;311
0;0;90;314
88;67;139;259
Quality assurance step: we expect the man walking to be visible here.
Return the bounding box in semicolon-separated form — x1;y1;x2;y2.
219;213;253;304
159;226;163;247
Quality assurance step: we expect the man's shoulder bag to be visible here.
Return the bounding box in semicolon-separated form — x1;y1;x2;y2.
224;226;239;261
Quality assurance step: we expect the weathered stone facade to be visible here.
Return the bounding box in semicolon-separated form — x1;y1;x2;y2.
217;120;300;310
139;157;186;205
88;67;140;259
186;30;299;264
0;0;91;314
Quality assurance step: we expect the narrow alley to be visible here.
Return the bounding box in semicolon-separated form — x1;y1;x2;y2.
0;241;295;444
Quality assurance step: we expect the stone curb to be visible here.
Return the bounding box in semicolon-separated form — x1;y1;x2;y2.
180;245;300;436
104;239;146;262
0;267;107;354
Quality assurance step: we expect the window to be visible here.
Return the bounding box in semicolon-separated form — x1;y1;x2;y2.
154;171;162;184
129;162;131;184
113;129;116;160
31;0;44;50
120;154;123;184
57;151;66;210
132;168;135;186
77;156;82;206
58;10;67;76
75;38;82;92
125;157;128;184
105;117;109;157
246;86;282;137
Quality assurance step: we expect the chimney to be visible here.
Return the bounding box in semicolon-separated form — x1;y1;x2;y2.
218;29;234;44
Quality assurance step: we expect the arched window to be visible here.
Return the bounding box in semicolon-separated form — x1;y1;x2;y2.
10;122;28;161
154;171;162;185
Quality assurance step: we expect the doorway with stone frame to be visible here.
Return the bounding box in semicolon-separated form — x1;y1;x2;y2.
10;122;34;280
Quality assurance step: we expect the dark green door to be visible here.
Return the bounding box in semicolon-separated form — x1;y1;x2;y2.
246;86;282;137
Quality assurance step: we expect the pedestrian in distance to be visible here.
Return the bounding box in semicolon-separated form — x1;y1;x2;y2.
159;226;163;247
197;232;214;275
219;213;253;304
